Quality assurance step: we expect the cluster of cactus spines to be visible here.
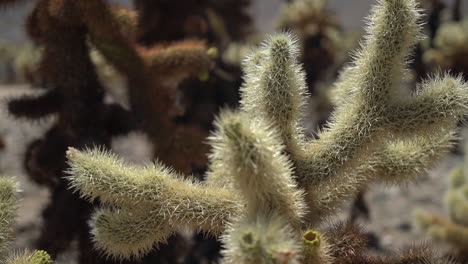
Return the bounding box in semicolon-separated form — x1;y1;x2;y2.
209;110;306;226
221;213;301;264
0;177;17;257
5;250;54;264
415;143;468;256
0;177;54;264
66;0;468;262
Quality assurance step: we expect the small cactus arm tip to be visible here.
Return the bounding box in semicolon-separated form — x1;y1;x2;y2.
141;40;214;83
207;110;306;226
30;250;53;264
221;213;301;264
66;147;242;258
302;230;333;264
239;34;307;158
4;250;53;264
90;207;172;260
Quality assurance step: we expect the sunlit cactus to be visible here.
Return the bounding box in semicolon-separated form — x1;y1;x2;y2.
67;0;468;262
0;177;17;258
0;178;54;264
5;250;54;264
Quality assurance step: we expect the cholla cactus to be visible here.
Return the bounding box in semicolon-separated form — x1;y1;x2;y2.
4;250;54;264
0;178;17;258
415;143;468;256
0;177;53;264
67;0;468;262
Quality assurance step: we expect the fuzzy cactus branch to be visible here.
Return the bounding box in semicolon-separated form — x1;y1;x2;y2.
66;0;468;261
8;91;62;120
66;147;242;237
208;110;306;226
297;0;424;184
89;207;173;260
0;178;54;264
308;127;457;220
5;250;54;264
0;177;17;258
301;230;332;264
239;35;307;159
142;40;215;83
220;213;301;264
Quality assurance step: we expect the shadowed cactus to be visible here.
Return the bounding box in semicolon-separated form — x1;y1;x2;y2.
1;0;220;262
66;0;468;263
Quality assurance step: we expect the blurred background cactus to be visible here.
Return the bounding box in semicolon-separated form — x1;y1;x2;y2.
415;142;468;261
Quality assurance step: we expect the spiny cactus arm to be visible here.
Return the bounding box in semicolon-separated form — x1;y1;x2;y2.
66;147;242;228
301;230;333;264
89;207;173;260
8;91;62;120
140;40;215;83
80;0;214;86
0;177;17;258
75;0;146;81
220;213;301;264
208;110;306;226
328;66;358;106
239;34;307;156
385;75;468;134
298;0;423;184
445;188;468;226
323;222;368;262
415;211;468;249
29;250;53;264
4;250;53;264
306;127;456;222
76;0;211;174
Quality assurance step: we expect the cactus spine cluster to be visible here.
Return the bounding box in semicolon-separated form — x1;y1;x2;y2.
0;177;53;264
65;0;468;263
